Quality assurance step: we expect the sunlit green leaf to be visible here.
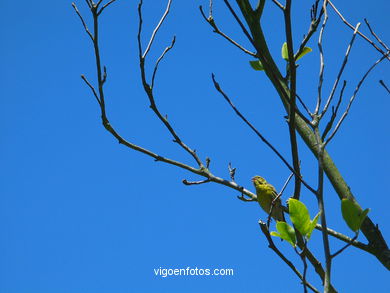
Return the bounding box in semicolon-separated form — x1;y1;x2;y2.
288;198;311;236
307;212;321;239
296;47;313;61
341;198;370;232
249;60;265;71
358;208;370;228
281;42;289;60
271;221;296;247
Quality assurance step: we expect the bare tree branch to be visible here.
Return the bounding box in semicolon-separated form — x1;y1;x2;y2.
296;0;323;63
228;162;236;182
266;172;293;228
72;2;94;41
182;179;211;185
379;80;390;94
364;18;390;52
222;0;255;47
98;0;117;15
296;93;312;118
73;0;264;204
142;0;173;59
284;0;302;200
321;23;361;118
80;74;101;105
211;74;317;195
314;1;328;116
199;5;257;57
328;0;390;61
271;0;284;10
137;0;203;167
325;53;388;146
151;36;176;89
315;225;372;253
314;128;332;292
321;80;346;141
295;243;309;293
331;233;359;259
84;0;92;9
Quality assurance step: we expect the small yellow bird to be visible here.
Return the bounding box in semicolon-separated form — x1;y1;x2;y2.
252;176;285;222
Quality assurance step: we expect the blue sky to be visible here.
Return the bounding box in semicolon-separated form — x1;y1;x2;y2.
1;0;389;292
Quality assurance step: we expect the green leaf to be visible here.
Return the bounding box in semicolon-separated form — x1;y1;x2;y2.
296;47;313;61
341;198;370;232
281;42;289;60
271;221;296;247
358;208;370;229
282;43;312;62
307;212;321;240
288;198;311;236
249;60;264;71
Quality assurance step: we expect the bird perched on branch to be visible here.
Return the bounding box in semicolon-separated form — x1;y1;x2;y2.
252;176;285;222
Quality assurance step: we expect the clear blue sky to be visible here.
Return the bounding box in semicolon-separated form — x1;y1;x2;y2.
1;0;389;292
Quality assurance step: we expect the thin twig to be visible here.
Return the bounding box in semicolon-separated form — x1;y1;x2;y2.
142;0;173;59
325;53;389;145
206;157;211;169
238;194;256;202
311;0;321;21
321;23;361;118
211;74;317;195
271;0;284;10
137;0;143;55
302;254;309;293
90;1;107;116
228;162;236;182
267;172;294;228
72;3;94;41
379;80;390;94
199;6;257;57
280;173;294;197
80;74;101;105
328;0;390;61
284;0;302;200
301;244;337;292
295;243;309;293
208;0;213;17
364;18;390;52
222;0;255;47
98;0;117;15
296;0;323;62
182;179;211;185
331;233;359;259
151;36;176;89
314;1;328;115
314;128;332;292
84;0;92;9
296;93;312;118
138;0;204;167
321;80;346;141
315;224;371;253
